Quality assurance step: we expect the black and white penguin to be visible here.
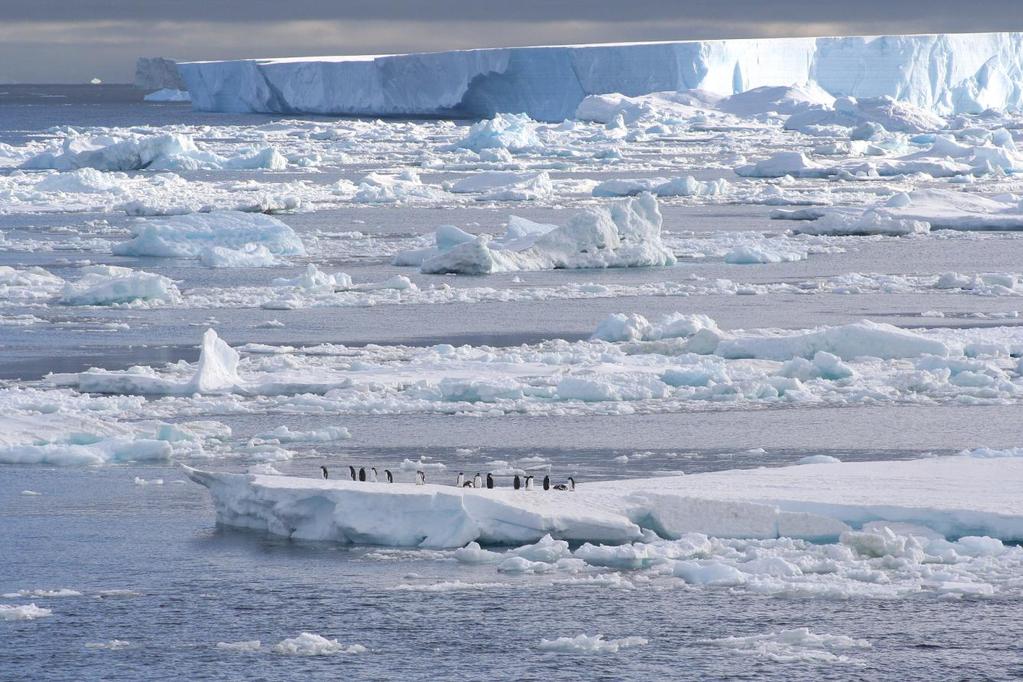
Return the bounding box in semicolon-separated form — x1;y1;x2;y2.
359;467;366;482
416;470;426;485
486;473;494;489
553;477;576;492
321;466;329;480
473;473;482;489
456;472;465;488
463;480;474;488
513;475;521;490
370;467;378;483
385;469;394;483
543;475;550;491
524;475;534;490
349;465;357;481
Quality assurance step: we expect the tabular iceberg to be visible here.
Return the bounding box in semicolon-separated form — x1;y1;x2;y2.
179;33;1023;120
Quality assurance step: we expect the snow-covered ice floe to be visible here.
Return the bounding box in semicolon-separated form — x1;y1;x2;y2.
112;211;305;266
184;453;1023;548
179;32;1023;119
393;193;675;274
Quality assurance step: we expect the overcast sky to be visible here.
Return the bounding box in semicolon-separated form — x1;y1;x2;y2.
2;0;1021;83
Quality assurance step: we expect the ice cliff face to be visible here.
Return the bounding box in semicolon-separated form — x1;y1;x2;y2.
135;57;185;92
179;33;1023;120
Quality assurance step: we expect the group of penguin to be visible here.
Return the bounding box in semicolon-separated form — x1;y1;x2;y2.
319;465;574;491
455;472;575;491
320;465;393;483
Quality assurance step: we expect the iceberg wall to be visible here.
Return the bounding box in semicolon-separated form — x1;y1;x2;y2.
179;33;1023;120
135;57;185;92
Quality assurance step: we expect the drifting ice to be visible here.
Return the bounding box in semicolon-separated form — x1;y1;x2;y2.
179;33;1023;120
186;454;1023;549
395;193;676;274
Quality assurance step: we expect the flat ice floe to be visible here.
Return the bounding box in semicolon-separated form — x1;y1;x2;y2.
185;453;1023;548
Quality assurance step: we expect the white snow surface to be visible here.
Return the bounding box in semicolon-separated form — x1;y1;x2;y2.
537;634;648;654
179;33;1023;120
184;454;1023;548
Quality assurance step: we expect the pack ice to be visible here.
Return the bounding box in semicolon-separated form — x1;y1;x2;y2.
185;454;1023;548
179;32;1023;120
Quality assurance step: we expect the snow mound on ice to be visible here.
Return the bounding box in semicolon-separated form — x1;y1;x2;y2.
398;193;676;274
785;96;946;133
537;634;648;654
0;604;53;621
449;171;553;201
112;212;305;263
61;265;180;306
21;132;286;172
700;628;871;664
450;114;541;152
272;633;366;656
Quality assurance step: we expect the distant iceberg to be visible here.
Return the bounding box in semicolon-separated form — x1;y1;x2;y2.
179;32;1023;120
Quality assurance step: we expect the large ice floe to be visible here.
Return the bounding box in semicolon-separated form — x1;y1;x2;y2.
21;132;286;172
775;188;1023;235
112;211;306;265
185;453;1023;548
393;193;676;274
179;32;1023;119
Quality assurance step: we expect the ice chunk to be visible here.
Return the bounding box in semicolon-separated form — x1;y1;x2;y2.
537;634;648;654
0;604;52;621
113;212;305;261
450;114;541;152
700;628;871;664
189;329;242;394
411;193;676;274
272;633;366;656
61;265;180;306
22;132;286;172
143;89;191;103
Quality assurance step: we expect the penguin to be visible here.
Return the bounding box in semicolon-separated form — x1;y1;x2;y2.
463;480;475;488
473;473;482;489
359;467;367;482
416;470;426;485
543;475;550;491
513;475;521;490
456;472;465;488
370;467;378;483
349;465;357;481
524;475;534;490
486;473;494;489
554;477;576;492
321;466;329;480
385;469;394;483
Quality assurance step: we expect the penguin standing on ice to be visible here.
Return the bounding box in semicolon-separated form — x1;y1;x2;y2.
321;466;329;480
543;475;550;491
385;469;394;483
359;467;367;482
513;475;521;490
416;470;426;485
370;467;378;483
349;465;357;481
553;477;576;491
524;475;534;490
473;473;482;489
456;472;465;488
486;473;494;489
